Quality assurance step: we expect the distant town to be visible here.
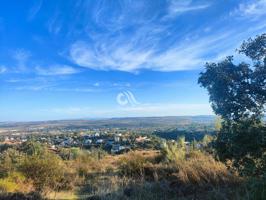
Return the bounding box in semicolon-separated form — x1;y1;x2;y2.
0;116;216;154
0;127;158;154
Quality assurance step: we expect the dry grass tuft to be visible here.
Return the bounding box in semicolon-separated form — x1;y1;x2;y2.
118;151;147;178
174;151;239;187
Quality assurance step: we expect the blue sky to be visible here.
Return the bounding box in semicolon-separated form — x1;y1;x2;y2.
0;0;266;121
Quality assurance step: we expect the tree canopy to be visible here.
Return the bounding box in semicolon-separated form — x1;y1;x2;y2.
198;33;266;176
198;33;265;122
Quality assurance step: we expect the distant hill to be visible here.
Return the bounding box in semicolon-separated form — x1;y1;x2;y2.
0;116;215;131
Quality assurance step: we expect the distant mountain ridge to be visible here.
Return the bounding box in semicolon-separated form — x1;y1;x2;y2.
0;115;215;130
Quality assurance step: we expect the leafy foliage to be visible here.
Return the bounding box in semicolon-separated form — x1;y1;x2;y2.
198;33;266;176
199;56;264;121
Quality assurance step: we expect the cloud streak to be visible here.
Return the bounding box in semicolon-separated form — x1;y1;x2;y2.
69;29;243;72
35;65;80;76
166;0;210;18
28;0;43;20
0;66;6;74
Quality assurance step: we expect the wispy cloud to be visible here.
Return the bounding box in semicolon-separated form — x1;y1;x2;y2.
0;66;7;74
28;0;43;20
12;49;31;71
47;11;62;34
88;0;159;32
69;30;238;72
166;0;210;18
231;0;266;19
15;85;50;91
67;0;266;73
70;41;153;72
35;65;80;76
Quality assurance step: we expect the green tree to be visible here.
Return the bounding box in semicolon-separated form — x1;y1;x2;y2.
198;33;266;176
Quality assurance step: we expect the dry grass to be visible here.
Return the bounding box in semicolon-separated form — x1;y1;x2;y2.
118;151;147;178
0;172;34;193
0;148;243;200
173;151;240;187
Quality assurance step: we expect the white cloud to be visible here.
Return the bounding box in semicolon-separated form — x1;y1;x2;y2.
69;30;232;72
232;0;266;19
43;0;259;73
69;19;266;73
150;47;204;71
0;66;7;74
167;0;210;17
69;0;261;73
35;65;79;76
70;41;153;72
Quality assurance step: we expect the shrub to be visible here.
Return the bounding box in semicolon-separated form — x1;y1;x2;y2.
0;149;24;178
19;141;45;156
20;152;66;192
118;151;147;178
0;172;29;193
72;149;104;178
161;141;185;163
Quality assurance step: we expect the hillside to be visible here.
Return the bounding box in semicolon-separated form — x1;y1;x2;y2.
0;116;215;133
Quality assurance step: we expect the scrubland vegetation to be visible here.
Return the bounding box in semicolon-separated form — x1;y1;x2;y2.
0;138;264;200
0;34;265;199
